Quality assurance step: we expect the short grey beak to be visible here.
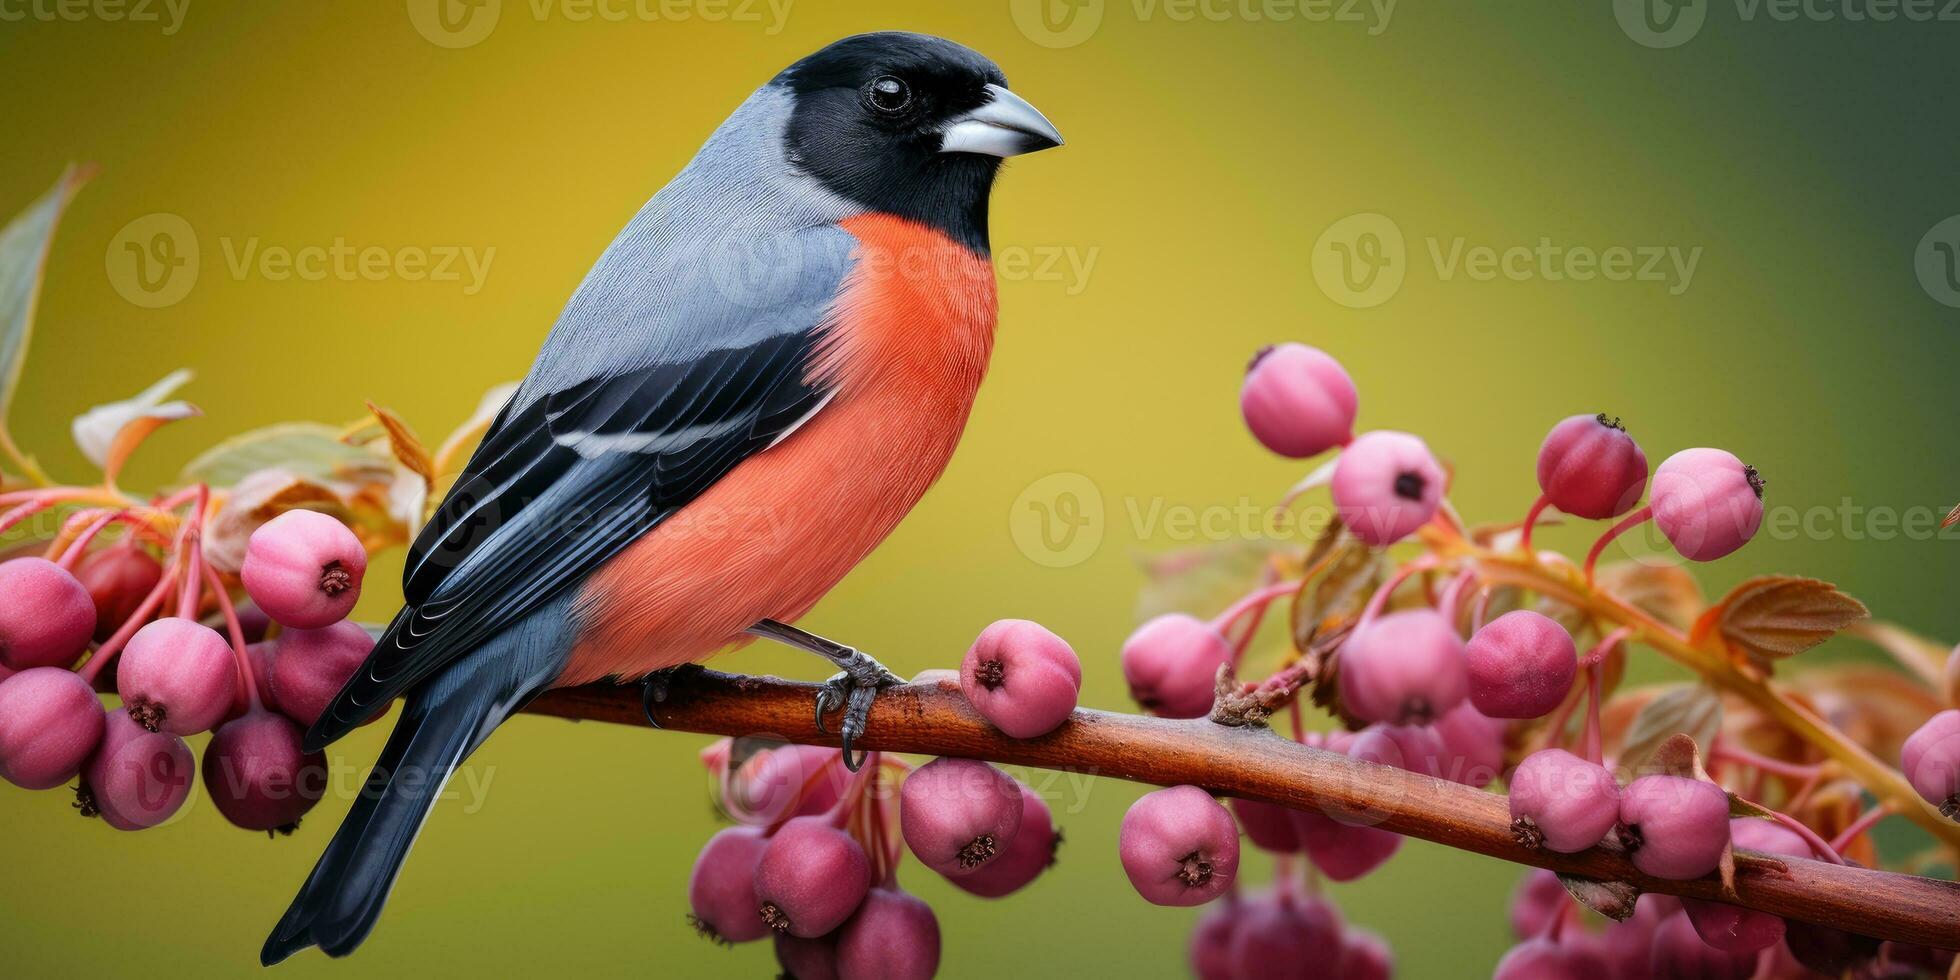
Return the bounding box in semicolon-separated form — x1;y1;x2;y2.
937;83;1064;157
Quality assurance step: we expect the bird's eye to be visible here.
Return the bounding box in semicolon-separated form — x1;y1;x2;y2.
866;75;911;114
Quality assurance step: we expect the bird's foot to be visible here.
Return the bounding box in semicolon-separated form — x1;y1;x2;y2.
814;650;900;771
640;664;704;729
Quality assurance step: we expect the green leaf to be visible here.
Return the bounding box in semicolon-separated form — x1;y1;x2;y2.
0;165;94;472
1619;685;1722;776
179;422;391;487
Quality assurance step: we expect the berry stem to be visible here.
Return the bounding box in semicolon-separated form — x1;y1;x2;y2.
52;509;128;568
1764;810;1847;866
1580;504;1652;586
1357;554;1443;627
1710;743;1824;783
0;497;52;536
1436;567;1476;632
1828;803;1893;854
1517;493;1550;556
203;557;261;714
1208;579;1301;637
80;545;182;684
1582;661;1603;768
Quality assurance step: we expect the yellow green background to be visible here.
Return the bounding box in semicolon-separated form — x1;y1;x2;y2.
4;1;1958;976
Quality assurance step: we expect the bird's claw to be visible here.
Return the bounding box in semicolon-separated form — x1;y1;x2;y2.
639;664;700;730
812;651;900;771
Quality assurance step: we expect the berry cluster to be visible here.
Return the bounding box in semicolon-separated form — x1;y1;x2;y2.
0;503;375;834
1101;342;1958;977
682;620;1080;978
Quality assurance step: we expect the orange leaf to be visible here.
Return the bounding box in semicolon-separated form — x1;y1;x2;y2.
1692;576;1868;673
365;400;434;486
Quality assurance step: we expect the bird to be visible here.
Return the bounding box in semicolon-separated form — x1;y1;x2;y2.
261;31;1062;964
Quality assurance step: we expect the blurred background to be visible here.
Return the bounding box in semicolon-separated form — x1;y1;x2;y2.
3;1;1959;976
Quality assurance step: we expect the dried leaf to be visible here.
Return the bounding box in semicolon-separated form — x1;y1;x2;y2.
366;401;434;485
201;469;345;573
180;422;393;487
1694;577;1869;674
70;369;200;483
1641;732;1705;780
1288;534;1381;652
1727;796;1779;821
1557;875;1641;921
0;165;93;445
433;381;517;477
1943;503;1959;530
1595;560;1704;630
1619;687;1722;775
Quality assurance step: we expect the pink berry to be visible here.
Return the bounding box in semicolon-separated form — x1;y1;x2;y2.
269;620;376;728
1339;928;1394;980
1681;818;1809;953
1433;702;1507;788
1119;785;1239;906
688;826;772;944
726;742;848;825
201;709;327;832
1336;610;1467;726
1650;448;1765;562
1189;897;1244;980
0;667;106;789
835;887;940;980
1239;343;1358;459
240;509;367;629
1466;611;1577;720
1120;613;1231;719
77;708;195;830
116;617;238;736
1293;808;1401;883
1493;938;1609;980
1331;430;1445;547
1227;891;1342;978
0;557;97;670
1536;414;1649;520
959;618;1080;739
899;757;1024;877
1231;797;1301;853
1900;709;1960;818
774;932;839;980
1649;908;1756;979
73;545;163;642
1355;723;1446;778
1508;749;1621;853
223;641;283;721
1509;869;1567;939
950;779;1060;898
1617;774;1732;880
753;815;871;938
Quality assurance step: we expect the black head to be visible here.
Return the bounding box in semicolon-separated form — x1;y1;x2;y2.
776;32;1062;254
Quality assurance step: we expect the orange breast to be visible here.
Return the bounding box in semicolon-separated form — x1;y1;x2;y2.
559;214;998;686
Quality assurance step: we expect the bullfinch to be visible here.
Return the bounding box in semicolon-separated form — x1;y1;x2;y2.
262;31;1061;963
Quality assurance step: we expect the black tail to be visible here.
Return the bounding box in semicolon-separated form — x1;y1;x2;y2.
261;648;553;965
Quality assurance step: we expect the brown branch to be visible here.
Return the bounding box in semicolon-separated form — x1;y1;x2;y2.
525;669;1960;949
